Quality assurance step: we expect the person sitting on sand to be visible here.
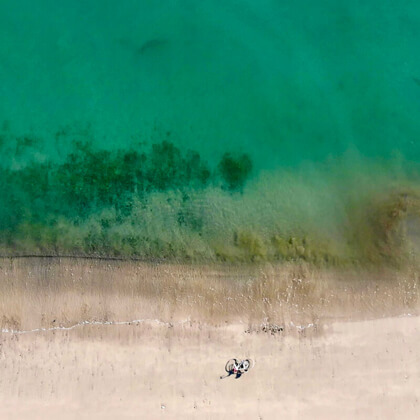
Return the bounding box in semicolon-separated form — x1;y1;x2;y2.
232;359;250;378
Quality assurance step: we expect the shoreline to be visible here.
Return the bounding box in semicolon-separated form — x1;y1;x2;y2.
2;257;419;331
1;257;419;418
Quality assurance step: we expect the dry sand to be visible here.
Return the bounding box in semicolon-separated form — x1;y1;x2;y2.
0;317;419;419
1;258;420;419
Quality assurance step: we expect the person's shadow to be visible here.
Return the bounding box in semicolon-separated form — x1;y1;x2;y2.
220;370;243;380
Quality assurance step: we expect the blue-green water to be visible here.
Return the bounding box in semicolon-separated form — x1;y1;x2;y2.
1;1;420;263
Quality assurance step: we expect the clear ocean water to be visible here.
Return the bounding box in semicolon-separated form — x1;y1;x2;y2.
1;1;419;262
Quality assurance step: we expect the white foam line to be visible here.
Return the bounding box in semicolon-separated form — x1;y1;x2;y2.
289;321;315;331
1;318;191;335
4;313;414;336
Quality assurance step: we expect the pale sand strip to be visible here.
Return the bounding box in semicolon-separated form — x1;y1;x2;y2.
0;315;419;420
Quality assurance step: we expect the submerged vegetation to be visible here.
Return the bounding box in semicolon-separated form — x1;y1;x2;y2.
218;152;252;191
0;125;420;266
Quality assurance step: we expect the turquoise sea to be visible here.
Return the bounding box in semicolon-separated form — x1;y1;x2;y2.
1;1;420;263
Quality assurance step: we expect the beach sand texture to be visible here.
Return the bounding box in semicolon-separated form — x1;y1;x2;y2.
1;258;419;419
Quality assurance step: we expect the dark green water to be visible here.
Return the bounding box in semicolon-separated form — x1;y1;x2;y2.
1;1;420;263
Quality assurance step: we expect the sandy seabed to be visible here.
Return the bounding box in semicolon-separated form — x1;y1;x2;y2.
1;259;420;419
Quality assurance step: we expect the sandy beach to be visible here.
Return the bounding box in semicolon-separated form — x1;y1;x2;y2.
0;315;419;419
0;259;419;419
